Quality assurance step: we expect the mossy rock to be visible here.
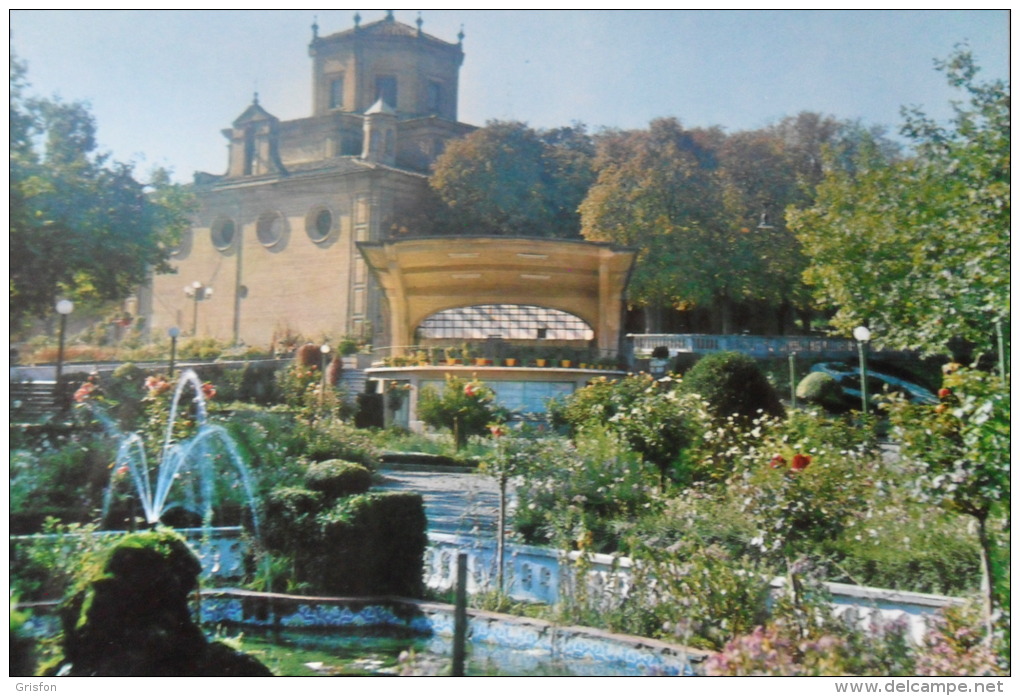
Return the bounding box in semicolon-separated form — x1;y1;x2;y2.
305;459;372;501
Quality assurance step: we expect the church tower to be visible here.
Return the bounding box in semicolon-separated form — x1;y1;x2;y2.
309;10;464;120
142;12;474;348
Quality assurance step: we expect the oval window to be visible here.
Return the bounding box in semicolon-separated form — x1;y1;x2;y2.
257;211;285;248
211;219;236;251
306;207;334;243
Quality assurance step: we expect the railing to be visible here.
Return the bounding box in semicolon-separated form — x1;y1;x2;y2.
629;333;861;358
369;343;622;369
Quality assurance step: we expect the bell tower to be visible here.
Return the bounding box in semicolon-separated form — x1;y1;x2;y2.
308;11;464;119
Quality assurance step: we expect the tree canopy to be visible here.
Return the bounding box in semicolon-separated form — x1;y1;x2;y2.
789;50;1009;357
426;120;594;238
10;56;193;328
578;115;871;332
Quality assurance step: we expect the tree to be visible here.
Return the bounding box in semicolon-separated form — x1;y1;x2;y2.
9;56;193;328
417;375;499;450
789;50;1009;357
580;118;755;332
426;120;594;238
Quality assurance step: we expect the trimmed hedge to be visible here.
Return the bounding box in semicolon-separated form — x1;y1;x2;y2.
304;459;373;499
680;351;785;421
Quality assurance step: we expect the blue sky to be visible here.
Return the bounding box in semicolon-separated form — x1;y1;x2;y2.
9;9;1010;183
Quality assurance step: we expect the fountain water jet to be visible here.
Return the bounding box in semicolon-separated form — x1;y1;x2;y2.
99;369;261;536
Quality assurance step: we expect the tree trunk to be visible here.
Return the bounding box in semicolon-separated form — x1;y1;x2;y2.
975;514;996;644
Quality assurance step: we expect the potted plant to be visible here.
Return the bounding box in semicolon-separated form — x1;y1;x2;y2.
444;346;461;365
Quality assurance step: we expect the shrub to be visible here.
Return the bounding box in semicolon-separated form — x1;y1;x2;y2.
680;351;784;422
796;371;849;412
553;373;710;487
513;428;658;552
312;492;428;597
296;418;381;467
305;459;372;500
418;375;499;450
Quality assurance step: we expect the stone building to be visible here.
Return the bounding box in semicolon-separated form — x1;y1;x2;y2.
139;12;473;348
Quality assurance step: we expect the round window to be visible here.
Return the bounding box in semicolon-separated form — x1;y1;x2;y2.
256;211;285;247
211;219;236;251
305;206;334;243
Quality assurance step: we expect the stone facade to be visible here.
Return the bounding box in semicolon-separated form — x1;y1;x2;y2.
140;12;473;348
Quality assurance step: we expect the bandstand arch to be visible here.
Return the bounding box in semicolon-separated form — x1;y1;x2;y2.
357;236;635;356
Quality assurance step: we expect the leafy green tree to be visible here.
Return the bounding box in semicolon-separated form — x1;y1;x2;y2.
417;375;499;450
789;50;1009;357
581;118;747;331
10;56;193;328
426;120;594;238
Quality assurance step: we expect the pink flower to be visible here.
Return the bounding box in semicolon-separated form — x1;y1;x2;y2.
464;383;477;397
201;382;216;400
489;424;507;438
145;375;171;396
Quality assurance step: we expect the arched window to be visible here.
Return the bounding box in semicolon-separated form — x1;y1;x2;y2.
418;304;593;340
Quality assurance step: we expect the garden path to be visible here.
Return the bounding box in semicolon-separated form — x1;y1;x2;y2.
375;467;506;536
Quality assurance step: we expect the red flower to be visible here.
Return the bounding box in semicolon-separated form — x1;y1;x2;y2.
116;465;130;476
938;387;953;400
201;382;216;400
489;424;507;438
791;454;811;472
464;383;477;397
769;455;787;469
74;382;97;403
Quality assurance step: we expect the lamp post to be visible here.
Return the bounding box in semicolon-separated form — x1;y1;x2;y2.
853;326;871;414
184;281;212;336
168;326;181;377
319;344;331;411
55;299;74;408
789;351;797;409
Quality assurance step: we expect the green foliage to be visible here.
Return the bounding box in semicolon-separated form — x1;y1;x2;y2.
579;115;878;331
304;459;373;499
512;428;658;552
886;365;1010;620
795;371;848;412
293;418;381;467
680;351;785;422
417;375;500;450
264;487;428;598
10;56;193;327
10;519;119;603
10;435;115;533
553;373;710;486
427;120;594;238
791;50;1009;357
633;540;776;651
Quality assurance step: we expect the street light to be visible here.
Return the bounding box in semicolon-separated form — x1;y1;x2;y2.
167;326;181;377
55;299;74;408
184;281;212;336
319;344;331;410
853;326;872;414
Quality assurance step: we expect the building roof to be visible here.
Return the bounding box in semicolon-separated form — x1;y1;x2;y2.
316;13;460;51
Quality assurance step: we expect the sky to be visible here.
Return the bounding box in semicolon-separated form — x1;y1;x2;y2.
9;9;1011;183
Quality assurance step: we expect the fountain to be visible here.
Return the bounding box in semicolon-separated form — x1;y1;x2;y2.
96;369;261;536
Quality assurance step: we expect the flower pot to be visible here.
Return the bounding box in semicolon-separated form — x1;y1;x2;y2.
504;358;518;367
535;359;548;367
560;360;573;368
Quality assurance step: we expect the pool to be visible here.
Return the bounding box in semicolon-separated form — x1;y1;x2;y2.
201;590;706;676
235;627;674;676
